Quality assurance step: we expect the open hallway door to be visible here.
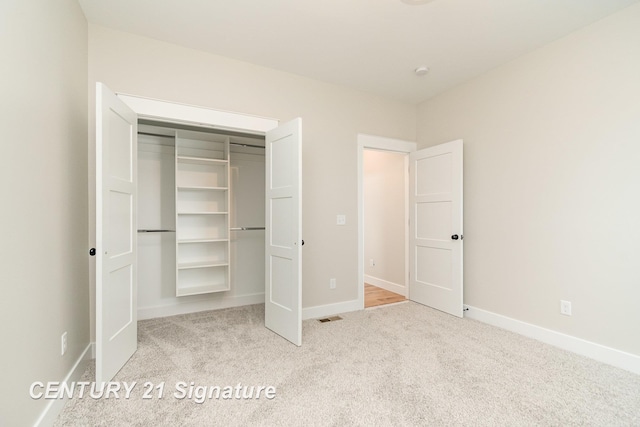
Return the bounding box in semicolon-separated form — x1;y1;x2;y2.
95;83;138;382
409;140;463;317
265;118;302;345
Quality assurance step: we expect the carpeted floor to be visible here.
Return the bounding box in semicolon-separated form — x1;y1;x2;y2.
55;302;640;426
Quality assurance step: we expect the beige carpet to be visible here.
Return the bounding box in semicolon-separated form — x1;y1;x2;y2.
55;302;640;426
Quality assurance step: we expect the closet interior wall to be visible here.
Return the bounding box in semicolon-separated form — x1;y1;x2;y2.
137;123;266;319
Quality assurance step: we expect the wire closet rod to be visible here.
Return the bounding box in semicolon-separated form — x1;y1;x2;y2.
138;132;175;139
137;132;265;149
229;142;265;150
230;227;265;231
138;229;175;233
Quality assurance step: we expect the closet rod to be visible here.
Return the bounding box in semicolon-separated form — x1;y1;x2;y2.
230;227;265;231
137;229;176;233
138;133;264;149
138;132;175;139
229;142;265;149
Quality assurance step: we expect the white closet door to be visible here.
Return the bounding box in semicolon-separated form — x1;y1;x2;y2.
265;118;302;346
96;83;138;382
409;140;463;317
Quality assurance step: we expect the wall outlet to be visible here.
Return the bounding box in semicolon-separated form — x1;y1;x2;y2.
329;278;336;289
560;300;572;316
61;332;68;356
336;215;346;225
369;259;375;267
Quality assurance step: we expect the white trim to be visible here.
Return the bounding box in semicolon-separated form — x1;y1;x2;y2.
302;299;362;320
464;305;640;375
364;275;407;297
34;344;92;427
138;293;265;320
357;134;416;311
358;133;417;153
403;154;410;293
117;93;279;135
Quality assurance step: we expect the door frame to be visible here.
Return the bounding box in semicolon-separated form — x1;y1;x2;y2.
357;134;416;309
90;91;280;346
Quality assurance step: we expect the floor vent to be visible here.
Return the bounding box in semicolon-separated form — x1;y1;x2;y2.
318;316;343;323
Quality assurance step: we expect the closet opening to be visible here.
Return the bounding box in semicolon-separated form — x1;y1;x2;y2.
95;84;303;381
136;119;267;320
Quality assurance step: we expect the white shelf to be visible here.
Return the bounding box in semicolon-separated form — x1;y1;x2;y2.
177;186;228;191
176;283;229;297
178;238;228;244
178;261;229;270
177;156;228;165
177;212;228;215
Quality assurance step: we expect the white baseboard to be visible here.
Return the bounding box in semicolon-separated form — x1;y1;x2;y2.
34;343;92;427
464;305;640;375
364;275;407;296
302;299;362;320
138;293;265;320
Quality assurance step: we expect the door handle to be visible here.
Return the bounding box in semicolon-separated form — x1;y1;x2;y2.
89;248;96;256
302;240;305;246
451;235;459;240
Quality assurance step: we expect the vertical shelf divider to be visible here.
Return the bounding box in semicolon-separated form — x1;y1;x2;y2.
175;131;231;297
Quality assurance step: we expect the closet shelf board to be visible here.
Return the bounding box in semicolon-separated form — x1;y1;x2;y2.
177;186;228;191
177;156;228;165
178;238;229;244
176;284;229;297
178;261;229;270
177;212;229;215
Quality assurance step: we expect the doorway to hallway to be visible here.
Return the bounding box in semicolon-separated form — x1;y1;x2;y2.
362;148;409;307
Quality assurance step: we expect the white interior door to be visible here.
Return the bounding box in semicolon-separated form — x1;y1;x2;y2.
265;118;302;345
409;140;463;317
96;83;138;382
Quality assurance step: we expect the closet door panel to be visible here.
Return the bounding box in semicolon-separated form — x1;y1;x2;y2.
95;82;138;383
265;118;302;346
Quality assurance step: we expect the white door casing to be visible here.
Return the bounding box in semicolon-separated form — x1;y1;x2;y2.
265;118;302;345
96;83;138;382
409;140;463;317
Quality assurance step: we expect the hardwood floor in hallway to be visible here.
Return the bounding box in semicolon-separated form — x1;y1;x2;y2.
364;283;406;308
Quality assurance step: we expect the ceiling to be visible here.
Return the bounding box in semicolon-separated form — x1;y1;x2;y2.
78;0;638;104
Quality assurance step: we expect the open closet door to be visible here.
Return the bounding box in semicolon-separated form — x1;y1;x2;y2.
95;83;138;382
265;118;302;345
409;140;463;317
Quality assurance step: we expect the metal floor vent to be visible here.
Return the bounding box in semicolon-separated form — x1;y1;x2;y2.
318;316;343;323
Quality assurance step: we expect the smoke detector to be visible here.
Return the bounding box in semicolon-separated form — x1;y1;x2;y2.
414;66;430;76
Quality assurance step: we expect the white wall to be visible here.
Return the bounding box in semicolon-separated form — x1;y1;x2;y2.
363;150;406;292
88;24;417;337
0;1;89;425
417;3;640;356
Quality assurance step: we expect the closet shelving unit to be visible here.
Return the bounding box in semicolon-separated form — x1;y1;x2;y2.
175;131;231;296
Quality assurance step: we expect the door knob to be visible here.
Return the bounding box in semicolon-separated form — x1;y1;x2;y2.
89;248;96;256
451;235;459;240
